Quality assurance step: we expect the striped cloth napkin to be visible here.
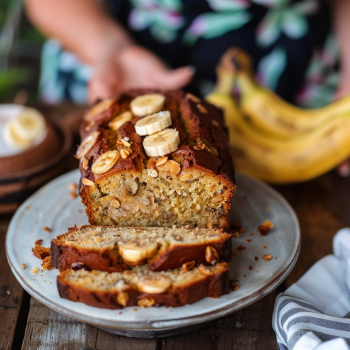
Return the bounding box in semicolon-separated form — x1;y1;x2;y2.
273;228;350;350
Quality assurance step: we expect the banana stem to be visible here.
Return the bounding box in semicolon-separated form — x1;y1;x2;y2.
214;69;236;95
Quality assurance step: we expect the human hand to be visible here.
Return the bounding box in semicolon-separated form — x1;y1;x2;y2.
88;45;194;103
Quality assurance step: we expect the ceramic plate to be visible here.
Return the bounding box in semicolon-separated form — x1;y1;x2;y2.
6;169;300;337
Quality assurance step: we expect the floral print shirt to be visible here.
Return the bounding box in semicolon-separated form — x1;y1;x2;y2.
41;0;338;107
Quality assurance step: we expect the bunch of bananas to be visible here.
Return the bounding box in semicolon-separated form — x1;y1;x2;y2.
206;48;350;184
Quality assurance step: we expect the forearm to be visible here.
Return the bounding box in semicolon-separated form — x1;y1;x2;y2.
24;0;134;65
333;0;350;78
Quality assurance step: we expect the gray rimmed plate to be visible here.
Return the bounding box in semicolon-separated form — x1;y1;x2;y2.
6;169;300;338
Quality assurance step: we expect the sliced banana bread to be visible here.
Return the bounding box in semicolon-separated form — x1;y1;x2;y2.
57;262;229;309
51;225;232;272
77;90;235;229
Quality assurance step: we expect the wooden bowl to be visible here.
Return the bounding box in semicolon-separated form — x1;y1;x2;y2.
0;120;72;214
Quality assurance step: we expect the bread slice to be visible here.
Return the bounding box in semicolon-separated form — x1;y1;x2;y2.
78;90;235;229
57;262;229;309
51;225;232;272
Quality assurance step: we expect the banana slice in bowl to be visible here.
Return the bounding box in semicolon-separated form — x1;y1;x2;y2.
143;128;180;157
130;94;165;117
135;111;172;136
3;107;46;149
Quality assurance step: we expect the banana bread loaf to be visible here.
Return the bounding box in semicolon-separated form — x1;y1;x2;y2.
51;225;232;272
57;262;229;309
77;90;235;229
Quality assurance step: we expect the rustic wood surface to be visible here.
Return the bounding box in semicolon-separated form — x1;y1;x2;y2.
1;107;348;349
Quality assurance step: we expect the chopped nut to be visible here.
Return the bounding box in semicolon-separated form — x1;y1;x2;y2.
31;267;39;274
179;173;192;182
137;296;155;308
85;120;94;131
263;255;273;261
70;192;77;199
156;156;168;167
147;169;158;178
181;260;196;272
198;264;213;276
212;120;220;127
186;92;201;103
197;104;208;114
43;227;51;232
69;183;77;191
193;145;204;151
205;246;220;264
110;199;120;209
83;158;89;170
120;148;133;159
83;178;95;186
196;137;219;156
157;160;181;175
22;263;26;270
258;220;274;236
117;140;124;145
117;291;129;306
147;158;157;170
249;266;253;270
121;139;131;148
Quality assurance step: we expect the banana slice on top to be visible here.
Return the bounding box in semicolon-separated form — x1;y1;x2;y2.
76;130;100;159
135;111;172;136
84;98;116;122
108;111;133;131
143;128;180;157
130;94;165;117
118;241;158;263
91;150;120;175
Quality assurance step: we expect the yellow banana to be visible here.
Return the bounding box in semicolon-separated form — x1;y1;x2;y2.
232;49;350;138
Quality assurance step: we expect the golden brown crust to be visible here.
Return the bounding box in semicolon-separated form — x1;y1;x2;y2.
78;90;236;228
57;262;229;309
51;225;232;272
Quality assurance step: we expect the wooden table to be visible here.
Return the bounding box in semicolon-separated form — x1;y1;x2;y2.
1;110;348;348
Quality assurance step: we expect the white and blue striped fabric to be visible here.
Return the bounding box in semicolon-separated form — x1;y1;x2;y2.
273;294;350;350
272;228;350;350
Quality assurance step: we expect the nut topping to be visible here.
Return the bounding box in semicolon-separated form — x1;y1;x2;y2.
120;148;133;159
263;255;273;261
137;296;155;308
147;158;157;170
196;137;219;156
198;264;213;276
186;93;201;103
181;260;196;272
91;150;120;174
82;178;95;186
137;275;172;294
205;246;220;264
197;104;208;114
117;291;129;306
121;139;131;148
83;158;89;170
156;156;168;167
179;173;192;182
212;120;220;127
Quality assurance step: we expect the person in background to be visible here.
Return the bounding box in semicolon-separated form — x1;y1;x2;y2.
24;0;350;174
